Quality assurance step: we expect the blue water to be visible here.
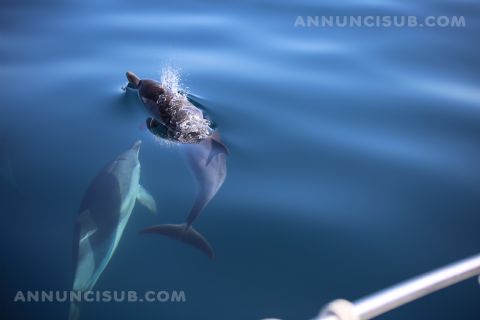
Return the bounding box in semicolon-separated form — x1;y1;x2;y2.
1;0;480;319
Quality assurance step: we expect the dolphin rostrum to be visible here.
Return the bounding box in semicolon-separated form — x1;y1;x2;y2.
69;140;156;320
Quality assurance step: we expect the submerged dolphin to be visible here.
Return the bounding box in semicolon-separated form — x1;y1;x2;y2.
123;71;228;259
141;132;227;259
69;141;156;320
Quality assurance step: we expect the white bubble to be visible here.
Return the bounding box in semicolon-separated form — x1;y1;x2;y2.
158;65;212;144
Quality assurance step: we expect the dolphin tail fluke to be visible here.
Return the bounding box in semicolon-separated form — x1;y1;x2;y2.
140;224;214;260
68;301;80;320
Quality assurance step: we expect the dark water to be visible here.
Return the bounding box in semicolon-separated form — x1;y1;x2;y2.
1;0;480;319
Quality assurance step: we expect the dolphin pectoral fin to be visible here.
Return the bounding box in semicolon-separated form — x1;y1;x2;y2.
137;185;157;215
146;117;161;129
140;224;214;260
206;131;229;166
146;118;173;140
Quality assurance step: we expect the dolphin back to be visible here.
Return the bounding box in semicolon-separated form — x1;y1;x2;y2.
183;132;228;225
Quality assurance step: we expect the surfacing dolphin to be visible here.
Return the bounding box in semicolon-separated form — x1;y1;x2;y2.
69;141;156;320
124;71;227;148
124;71;228;259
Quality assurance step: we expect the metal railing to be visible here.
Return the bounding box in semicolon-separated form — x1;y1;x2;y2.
314;253;480;320
263;253;480;320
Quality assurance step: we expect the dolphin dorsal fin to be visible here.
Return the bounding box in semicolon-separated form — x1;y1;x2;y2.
137;185;157;215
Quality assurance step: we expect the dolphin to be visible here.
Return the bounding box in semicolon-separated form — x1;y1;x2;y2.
124;71;228;259
141;132;227;260
69;141;156;320
124;70;228;162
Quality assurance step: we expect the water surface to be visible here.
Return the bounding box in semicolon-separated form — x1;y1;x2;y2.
1;0;480;319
